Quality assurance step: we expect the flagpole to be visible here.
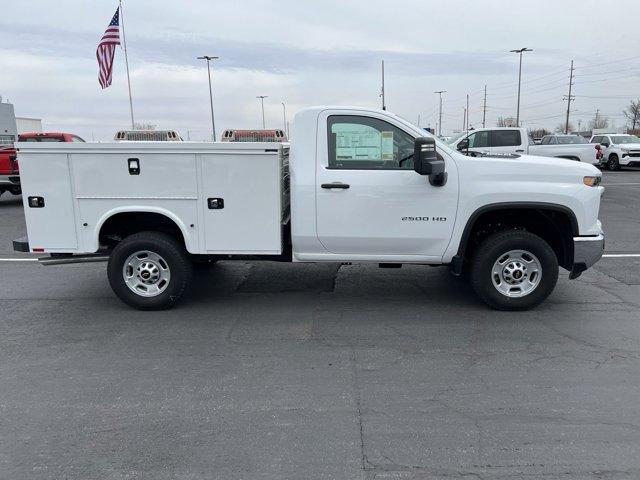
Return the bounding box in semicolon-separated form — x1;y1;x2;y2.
119;0;135;129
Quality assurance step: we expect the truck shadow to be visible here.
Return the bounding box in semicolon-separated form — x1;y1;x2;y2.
185;261;480;309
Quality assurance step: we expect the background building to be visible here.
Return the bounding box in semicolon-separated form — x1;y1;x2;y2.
0;97;18;145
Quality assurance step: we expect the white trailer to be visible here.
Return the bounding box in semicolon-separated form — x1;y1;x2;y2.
14;106;605;311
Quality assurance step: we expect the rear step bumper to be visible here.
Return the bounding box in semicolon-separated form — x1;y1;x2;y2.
13;237;109;264
13;236;29;252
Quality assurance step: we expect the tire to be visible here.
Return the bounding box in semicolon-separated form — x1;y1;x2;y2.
470;230;558;311
107;231;193;310
607;154;621;171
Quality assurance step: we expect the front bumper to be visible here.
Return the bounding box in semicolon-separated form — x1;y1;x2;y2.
569;233;604;279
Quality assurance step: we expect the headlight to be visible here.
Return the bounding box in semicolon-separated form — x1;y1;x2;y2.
583;176;601;187
622;147;630;153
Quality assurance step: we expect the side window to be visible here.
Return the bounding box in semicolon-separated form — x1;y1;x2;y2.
71;136;85;143
602;136;611;145
327;115;415;169
491;130;521;147
591;136;602;144
467;131;489;148
548;137;557;145
540;137;550;145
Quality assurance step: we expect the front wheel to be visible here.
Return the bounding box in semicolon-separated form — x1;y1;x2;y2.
107;231;193;310
470;230;558;311
607;154;621;171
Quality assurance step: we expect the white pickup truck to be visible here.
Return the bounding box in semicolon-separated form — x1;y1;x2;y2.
589;133;640;170
13;106;605;311
449;128;600;164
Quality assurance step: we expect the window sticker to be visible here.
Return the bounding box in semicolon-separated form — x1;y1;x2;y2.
381;131;394;160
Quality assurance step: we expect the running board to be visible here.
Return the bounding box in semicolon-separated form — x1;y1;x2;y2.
38;254;109;266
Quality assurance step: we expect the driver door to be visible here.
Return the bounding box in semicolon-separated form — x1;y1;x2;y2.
315;112;458;257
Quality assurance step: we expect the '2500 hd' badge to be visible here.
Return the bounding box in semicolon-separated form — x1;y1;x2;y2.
402;216;447;221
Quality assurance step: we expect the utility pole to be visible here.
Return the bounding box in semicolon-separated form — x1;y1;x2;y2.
380;60;386;110
595;109;600;129
197;55;219;141
482;84;487;128
563;60;575;134
434;90;446;136
257;95;268;128
510;47;533;127
417;114;421;128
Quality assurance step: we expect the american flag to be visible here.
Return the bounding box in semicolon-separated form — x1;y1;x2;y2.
96;8;121;89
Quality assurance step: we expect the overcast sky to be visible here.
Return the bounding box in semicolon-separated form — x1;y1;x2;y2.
1;0;639;140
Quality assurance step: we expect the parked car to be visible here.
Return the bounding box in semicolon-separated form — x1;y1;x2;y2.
449;128;600;164
19;132;86;143
589;133;640;170
0;132;85;197
14;106;604;311
0;145;20;197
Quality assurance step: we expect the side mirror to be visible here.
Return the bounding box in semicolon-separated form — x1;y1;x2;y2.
457;138;469;151
414;137;446;186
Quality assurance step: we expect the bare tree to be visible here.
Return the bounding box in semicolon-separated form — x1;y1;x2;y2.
555;122;574;133
623;100;640;130
530;128;551;138
589;116;609;130
497;116;517;127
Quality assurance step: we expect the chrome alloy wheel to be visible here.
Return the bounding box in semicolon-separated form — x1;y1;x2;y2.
122;250;171;297
491;249;542;298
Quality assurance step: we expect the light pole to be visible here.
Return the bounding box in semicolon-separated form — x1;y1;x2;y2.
510;47;532;127
434;90;446;136
281;102;287;136
197;55;219;141
257;95;268;128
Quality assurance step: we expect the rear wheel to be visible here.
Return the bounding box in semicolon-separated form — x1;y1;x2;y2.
107;231;193;310
607;154;621;171
470;230;558;311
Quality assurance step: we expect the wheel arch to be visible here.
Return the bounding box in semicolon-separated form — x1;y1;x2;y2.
95;207;195;252
452;202;578;274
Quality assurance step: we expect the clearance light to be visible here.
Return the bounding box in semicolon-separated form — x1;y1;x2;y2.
583;176;601;187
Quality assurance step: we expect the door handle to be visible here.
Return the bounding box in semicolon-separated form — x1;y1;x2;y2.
321;182;350;189
515;149;524;153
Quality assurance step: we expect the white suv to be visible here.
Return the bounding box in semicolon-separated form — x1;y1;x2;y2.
590;133;640;170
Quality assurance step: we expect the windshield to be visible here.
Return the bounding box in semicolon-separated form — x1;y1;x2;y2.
446;131;468;145
611;135;640;144
557;136;588;144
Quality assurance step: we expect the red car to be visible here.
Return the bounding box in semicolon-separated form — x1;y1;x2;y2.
0;132;85;197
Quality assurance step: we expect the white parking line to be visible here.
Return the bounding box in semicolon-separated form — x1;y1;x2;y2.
0;258;38;262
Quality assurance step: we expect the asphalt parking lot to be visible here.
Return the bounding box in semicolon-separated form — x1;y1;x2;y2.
1;170;640;480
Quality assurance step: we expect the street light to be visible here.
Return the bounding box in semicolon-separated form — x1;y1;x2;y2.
257;96;268;128
197;55;219;142
510;47;533;127
434;90;446;136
